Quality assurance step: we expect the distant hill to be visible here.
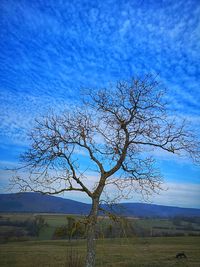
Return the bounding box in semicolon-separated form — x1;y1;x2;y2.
109;202;200;218
0;192;200;218
0;192;90;215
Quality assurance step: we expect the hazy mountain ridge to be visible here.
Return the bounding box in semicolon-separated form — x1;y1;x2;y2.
0;192;200;218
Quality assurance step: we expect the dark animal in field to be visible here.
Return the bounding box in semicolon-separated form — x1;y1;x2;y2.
176;252;187;259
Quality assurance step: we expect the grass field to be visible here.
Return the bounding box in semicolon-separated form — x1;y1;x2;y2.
0;214;200;266
0;236;200;266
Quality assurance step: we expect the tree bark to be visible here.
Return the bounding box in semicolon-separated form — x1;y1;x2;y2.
85;198;99;267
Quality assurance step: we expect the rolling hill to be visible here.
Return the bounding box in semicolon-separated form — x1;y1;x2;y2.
0;192;200;218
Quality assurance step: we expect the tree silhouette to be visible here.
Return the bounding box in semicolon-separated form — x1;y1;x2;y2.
11;76;200;267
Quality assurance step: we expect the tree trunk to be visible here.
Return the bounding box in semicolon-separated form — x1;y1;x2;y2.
85;198;99;267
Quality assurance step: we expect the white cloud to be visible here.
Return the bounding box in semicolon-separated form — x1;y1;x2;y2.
0;156;199;208
0;0;200;209
150;182;200;209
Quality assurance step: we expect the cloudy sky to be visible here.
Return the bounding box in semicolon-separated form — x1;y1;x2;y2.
0;0;200;208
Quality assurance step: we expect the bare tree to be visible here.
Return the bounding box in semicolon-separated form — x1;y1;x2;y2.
10;76;199;267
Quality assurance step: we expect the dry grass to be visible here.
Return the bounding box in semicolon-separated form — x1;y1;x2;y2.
65;248;85;267
0;237;200;266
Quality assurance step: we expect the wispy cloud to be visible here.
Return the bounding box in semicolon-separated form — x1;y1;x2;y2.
150;182;200;209
0;0;199;205
103;180;200;209
0;156;199;208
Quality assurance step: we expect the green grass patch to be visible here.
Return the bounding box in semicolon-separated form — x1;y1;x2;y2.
0;236;200;266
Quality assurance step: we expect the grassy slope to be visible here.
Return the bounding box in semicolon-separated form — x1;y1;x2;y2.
0;237;200;267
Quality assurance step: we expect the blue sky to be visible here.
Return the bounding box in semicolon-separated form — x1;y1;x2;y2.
0;0;200;208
